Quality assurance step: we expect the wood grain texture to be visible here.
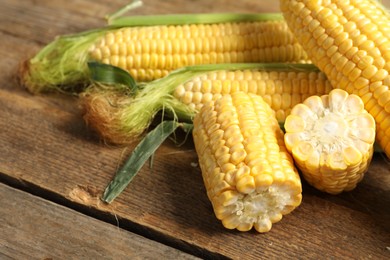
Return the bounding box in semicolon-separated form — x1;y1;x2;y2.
0;183;199;259
1;0;390;259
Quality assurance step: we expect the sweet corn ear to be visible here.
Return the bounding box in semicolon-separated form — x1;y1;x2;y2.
23;13;310;93
82;63;326;144
193;92;302;233
284;89;376;194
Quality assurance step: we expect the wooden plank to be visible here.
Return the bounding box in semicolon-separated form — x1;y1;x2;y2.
0;0;390;259
0;182;199;259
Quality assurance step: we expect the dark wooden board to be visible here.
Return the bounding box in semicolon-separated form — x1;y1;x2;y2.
1;0;390;259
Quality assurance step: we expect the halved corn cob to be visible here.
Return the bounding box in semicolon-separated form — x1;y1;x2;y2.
280;0;390;158
284;89;376;194
192;91;302;233
21;13;309;93
81;63;331;144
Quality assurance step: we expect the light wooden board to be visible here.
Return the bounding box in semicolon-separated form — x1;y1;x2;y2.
1;0;390;259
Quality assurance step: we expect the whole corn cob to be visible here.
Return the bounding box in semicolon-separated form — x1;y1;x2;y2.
280;0;390;158
21;13;309;93
192;91;302;233
81;63;331;144
284;89;376;194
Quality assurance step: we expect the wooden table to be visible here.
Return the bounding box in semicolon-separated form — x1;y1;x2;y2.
1;0;389;259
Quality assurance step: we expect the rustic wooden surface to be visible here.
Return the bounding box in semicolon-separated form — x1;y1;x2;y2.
1;0;390;259
0;183;198;259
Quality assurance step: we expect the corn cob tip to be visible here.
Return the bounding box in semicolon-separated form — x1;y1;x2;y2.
19;59;83;94
20;30;106;94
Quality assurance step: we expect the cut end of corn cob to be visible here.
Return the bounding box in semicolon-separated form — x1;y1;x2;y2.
284;89;376;194
193;92;302;233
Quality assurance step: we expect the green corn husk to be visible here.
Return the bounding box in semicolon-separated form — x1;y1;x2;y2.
20;12;290;94
21;29;108;93
102;120;193;203
81;62;322;144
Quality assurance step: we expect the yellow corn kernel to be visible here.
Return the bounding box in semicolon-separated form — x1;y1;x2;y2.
174;69;332;123
192;92;302;233
280;0;390;158
89;20;309;82
284;89;376;194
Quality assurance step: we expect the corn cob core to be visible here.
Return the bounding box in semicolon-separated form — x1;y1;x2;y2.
280;0;390;158
284;89;375;194
193;92;302;233
174;68;332;122
89;21;309;82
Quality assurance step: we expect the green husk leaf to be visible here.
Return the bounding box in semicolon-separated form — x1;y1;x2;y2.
102;120;183;203
88;61;137;93
22;29;109;93
109;12;283;27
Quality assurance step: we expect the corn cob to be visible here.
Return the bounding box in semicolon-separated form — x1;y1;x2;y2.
192;91;302;232
81;63;330;144
280;0;390;158
173;66;332;123
89;20;309;82
284;89;376;194
21;13;309;93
